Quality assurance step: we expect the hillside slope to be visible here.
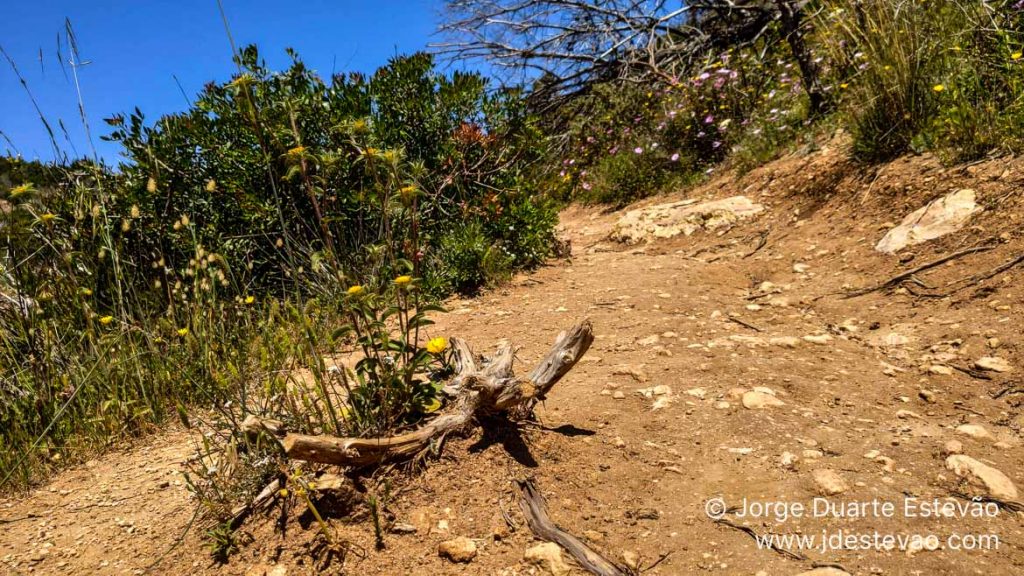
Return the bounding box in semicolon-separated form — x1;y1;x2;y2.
3;139;1023;575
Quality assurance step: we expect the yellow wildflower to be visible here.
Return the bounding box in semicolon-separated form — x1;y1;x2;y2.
9;183;33;198
177;327;189;337
363;147;379;158
286;146;306;158
205;179;217;192
422;397;442;413
426;337;448;355
80;288;93;296
346;285;365;296
244;295;255;305
394;275;413;287
40;213;57;223
933;84;945;93
146;177;157;193
278;488;289;498
99;316;114;325
1013;52;1022;61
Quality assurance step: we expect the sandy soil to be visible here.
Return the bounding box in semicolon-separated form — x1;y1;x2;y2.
3;139;1024;575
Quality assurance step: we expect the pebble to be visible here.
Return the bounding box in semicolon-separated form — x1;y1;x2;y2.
803;334;832;345
742;390;785;409
769;336;801;348
524;542;570;576
793;263;810;273
812;469;850;495
438;537;477;563
943;440;964;454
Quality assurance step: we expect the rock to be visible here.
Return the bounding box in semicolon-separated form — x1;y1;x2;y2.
802;334;832;345
780;451;798;469
769;336;801;349
438;537;477;563
896;409;922;419
876;188;983;253
524;542;570;576
956;424;993;441
945;455;1019;500
975;356;1012;373
621;550;641;571
685;387;707;399
928;365;953;375
612;391;626;400
638;334;660;346
793;263;810;273
742;391;785;409
987;337;1002;349
611;196;765;244
863;450;881;459
812;469;850;495
944;440;964;455
390;522;417;534
796;568;851;576
583;529;605;542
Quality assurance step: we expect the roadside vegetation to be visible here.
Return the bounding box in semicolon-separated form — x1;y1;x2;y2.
2;0;1023;558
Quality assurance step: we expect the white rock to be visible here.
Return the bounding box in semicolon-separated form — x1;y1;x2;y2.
685;387;707;399
928;365;953;375
876;188;982;253
803;334;832;345
975;356;1012;373
780;451;798;469
812;469;850;495
945;455;1019;500
793;263;810;273
956;424;993;441
770;336;801;348
742;391;785;409
524;542;571;576
611;196;765;244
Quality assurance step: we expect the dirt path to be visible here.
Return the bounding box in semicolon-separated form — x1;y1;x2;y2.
3;145;1024;575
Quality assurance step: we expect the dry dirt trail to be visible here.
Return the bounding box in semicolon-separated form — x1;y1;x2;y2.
3;142;1024;576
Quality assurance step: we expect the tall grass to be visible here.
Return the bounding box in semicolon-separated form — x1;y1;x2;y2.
819;0;1024;162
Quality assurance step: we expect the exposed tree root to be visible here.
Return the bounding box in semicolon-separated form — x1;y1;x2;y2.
843;243;997;298
518;479;629;576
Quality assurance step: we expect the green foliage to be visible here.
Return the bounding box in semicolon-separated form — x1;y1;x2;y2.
0;48;557;491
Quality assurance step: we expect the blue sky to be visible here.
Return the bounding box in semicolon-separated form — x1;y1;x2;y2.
0;0;455;163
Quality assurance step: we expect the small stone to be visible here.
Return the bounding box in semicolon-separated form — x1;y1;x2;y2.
896;409;922;419
583;530;604;542
612;391;626;399
812;469;850;495
975;356;1012;373
390;522;417;534
943;440;964;455
742;390;784;409
685;387;707;399
803;334;832;345
802;449;824;459
714;401;731;410
524;542;571;576
987;337;1001;349
622;550;640;571
956;424;993;441
267;565;288;576
946;455;1019;500
438;537;477;563
928;365;953;375
780;451;798;469
863;450;881;459
793;263;810;273
919;389;936;403
769;336;801;348
796;569;851;576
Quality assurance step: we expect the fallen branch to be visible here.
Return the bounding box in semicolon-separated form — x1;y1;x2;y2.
843;244;997;298
713;518;806;561
280;320;594;467
518;479;628;576
727;316;763;332
928;251;1024;298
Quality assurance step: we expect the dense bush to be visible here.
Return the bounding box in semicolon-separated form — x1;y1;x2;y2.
0;48;558;489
